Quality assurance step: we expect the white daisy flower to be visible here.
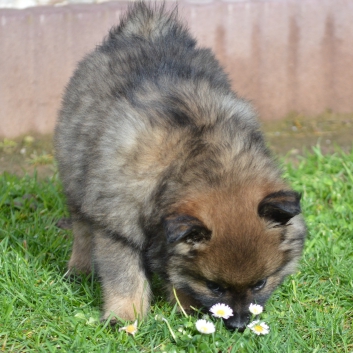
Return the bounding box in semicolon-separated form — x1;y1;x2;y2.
119;320;138;336
209;303;234;319
195;319;216;334
249;303;263;315
154;314;164;322
247;320;270;335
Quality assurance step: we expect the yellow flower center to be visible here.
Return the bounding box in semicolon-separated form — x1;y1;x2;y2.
126;325;136;334
217;309;225;316
254;324;264;333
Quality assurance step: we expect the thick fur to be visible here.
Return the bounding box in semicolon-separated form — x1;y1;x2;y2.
54;2;306;330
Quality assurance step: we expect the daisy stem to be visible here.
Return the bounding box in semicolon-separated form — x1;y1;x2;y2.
162;318;177;342
172;286;188;318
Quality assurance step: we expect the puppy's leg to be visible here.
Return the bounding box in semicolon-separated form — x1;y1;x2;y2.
68;218;93;275
94;229;151;322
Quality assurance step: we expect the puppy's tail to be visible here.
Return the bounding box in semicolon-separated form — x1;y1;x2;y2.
108;2;188;42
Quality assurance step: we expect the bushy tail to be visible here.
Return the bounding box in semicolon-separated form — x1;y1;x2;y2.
108;2;186;41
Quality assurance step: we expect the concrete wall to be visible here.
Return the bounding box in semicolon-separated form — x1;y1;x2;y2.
1;0;353;138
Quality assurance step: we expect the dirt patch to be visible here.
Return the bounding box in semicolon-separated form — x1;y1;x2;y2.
1;111;352;178
263;111;353;156
0;134;55;178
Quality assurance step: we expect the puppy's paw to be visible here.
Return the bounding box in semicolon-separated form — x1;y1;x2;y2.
67;257;92;276
100;315;119;326
102;298;141;323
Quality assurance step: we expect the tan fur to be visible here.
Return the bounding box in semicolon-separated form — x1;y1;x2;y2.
102;289;151;322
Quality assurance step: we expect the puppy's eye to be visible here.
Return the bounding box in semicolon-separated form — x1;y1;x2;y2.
252;278;267;291
206;281;226;295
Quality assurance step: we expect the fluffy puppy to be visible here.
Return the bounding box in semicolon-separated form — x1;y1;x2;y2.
54;2;306;330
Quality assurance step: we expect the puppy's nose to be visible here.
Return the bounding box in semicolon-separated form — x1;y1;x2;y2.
224;313;250;332
225;322;246;332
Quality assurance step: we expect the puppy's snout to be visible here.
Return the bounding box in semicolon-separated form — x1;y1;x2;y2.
224;312;251;332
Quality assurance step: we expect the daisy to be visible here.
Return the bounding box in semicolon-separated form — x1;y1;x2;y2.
195;319;216;334
249;303;263;316
209;303;234;319
247;320;270;335
119;320;138;336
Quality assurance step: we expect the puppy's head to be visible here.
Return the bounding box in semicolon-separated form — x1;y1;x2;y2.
164;188;306;331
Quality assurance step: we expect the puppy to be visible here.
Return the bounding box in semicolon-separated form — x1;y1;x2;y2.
54;2;306;331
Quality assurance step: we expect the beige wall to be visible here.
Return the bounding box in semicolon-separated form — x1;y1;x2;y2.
1;0;353;137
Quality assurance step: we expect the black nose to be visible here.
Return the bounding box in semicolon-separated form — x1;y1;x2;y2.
224;313;250;332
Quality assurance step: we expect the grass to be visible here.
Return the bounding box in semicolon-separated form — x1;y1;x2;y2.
0;146;352;352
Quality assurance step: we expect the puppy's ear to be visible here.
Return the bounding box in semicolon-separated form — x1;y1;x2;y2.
258;191;301;225
164;214;211;244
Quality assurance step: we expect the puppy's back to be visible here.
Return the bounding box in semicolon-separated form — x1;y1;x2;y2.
54;2;272;232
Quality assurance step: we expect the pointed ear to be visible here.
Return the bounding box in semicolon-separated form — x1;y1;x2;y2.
163;214;211;244
258;191;301;225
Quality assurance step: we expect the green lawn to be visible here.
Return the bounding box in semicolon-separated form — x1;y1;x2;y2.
1;147;352;352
